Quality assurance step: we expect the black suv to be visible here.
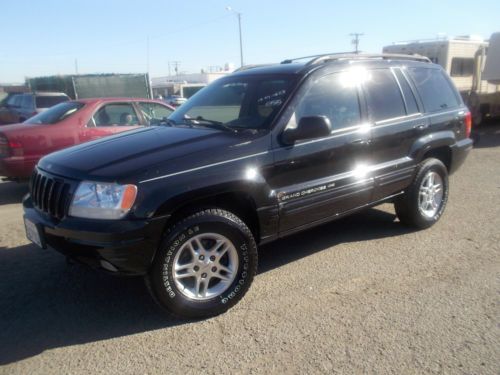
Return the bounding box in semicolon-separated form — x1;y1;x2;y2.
23;54;473;318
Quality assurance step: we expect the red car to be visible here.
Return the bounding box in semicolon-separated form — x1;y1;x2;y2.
0;98;174;179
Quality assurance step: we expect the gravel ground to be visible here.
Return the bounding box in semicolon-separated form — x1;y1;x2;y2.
0;124;499;374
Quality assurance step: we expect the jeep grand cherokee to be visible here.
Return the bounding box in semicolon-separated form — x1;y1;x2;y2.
23;53;473;318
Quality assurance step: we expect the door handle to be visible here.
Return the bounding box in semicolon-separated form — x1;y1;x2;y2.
413;123;429;130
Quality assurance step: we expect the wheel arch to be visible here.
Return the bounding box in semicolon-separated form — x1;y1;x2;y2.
411;130;455;172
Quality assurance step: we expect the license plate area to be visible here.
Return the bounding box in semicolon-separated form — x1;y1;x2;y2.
24;217;46;249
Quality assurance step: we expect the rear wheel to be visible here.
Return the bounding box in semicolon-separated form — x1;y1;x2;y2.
395;158;449;229
146;208;258;319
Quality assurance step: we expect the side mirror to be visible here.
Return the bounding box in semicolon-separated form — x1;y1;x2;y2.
281;115;332;145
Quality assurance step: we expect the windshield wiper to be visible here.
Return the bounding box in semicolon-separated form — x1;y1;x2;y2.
183;116;236;132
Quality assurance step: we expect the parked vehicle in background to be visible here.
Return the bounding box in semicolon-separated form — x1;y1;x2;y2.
22;53;472;319
0;98;173;179
165;95;187;107
383;34;500;125
0;92;69;125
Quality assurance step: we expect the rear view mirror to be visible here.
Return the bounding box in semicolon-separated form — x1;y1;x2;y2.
281;115;332;145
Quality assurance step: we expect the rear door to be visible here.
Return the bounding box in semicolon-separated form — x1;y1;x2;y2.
269;70;373;233
80;102;142;142
364;67;424;201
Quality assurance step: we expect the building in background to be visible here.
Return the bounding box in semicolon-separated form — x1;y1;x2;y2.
151;65;234;99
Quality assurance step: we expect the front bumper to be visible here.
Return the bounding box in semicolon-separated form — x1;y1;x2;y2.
23;196;168;276
450;138;473;175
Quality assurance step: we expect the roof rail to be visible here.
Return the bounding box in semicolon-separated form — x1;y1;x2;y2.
281;52;431;65
280;52;354;64
232;64;275;73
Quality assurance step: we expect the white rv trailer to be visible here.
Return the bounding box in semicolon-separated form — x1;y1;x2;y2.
383;35;500;124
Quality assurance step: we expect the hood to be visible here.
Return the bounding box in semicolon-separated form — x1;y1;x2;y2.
38;126;268;182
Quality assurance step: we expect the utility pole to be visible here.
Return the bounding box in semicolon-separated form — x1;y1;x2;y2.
74;59;79;74
226;7;244;67
169;61;181;76
350;32;364;53
146;35;150;75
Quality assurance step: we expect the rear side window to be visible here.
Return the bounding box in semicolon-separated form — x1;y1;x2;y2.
393;69;419;115
21;94;34;109
35;95;69;108
363;69;406;122
407;68;459;112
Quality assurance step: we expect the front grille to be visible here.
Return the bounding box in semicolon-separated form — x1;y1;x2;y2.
30;169;72;219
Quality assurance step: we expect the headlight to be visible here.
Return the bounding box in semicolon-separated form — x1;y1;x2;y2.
69;181;137;220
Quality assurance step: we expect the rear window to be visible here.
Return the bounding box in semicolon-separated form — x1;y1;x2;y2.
407;68;459;112
26;101;84;124
363;69;406;122
35;95;69;108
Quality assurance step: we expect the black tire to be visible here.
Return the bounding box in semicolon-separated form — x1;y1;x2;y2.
146;208;258;319
394;158;449;229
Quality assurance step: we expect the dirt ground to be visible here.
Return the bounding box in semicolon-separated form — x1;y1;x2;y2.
0;124;499;374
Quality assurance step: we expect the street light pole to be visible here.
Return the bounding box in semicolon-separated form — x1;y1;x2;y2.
226;7;244;67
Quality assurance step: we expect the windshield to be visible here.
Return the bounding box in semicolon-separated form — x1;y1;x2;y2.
168;75;295;130
25;101;85;124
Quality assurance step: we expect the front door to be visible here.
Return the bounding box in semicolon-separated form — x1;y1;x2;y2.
268;70;373;233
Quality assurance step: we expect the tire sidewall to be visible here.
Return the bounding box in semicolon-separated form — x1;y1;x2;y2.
150;213;256;318
411;160;449;226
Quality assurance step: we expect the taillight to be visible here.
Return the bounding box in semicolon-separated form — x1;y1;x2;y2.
464;111;472;138
0;134;23;157
9;140;23;157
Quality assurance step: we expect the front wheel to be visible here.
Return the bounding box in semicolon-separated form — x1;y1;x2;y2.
146;208;258;319
395;158;449;229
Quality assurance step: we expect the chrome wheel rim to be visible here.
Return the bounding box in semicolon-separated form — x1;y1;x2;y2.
172;233;239;301
418;171;443;218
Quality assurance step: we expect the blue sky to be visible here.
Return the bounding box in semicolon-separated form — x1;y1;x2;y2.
1;0;499;83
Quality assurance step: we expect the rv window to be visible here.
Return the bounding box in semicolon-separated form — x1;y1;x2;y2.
450;58;474;77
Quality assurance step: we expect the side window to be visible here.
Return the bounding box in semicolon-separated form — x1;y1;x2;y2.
450;58;474;77
393;69;419;115
407;67;459;112
293;73;361;130
13;95;23;107
7;95;19;106
21;95;33;109
138;102;173;125
92;103;139;127
363;69;406;122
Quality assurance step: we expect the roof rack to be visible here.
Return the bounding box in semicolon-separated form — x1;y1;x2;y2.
281;52;431;65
